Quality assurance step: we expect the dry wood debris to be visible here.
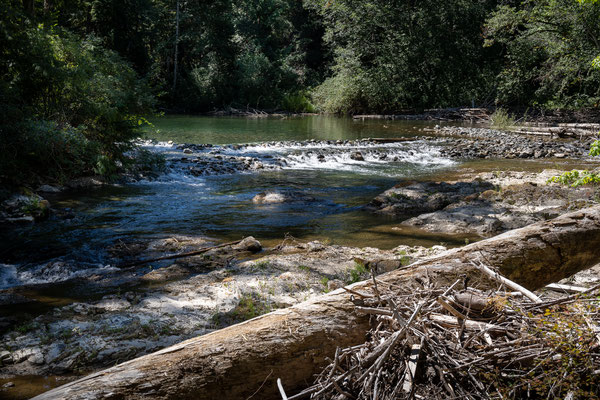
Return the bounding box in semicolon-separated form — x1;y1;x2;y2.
279;266;600;400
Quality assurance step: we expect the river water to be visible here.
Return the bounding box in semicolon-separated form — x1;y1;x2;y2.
0;115;559;291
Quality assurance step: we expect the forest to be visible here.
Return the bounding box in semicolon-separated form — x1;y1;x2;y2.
2;0;600;182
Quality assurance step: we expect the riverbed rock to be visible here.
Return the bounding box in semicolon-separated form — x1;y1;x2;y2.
65;176;104;190
350;151;364;161
141;264;190;282
380;171;600;236
0;351;12;364
11;348;38;364
28;348;45;365
0;193;50;222
37;185;61;193
0;239;450;380
233;236;262;253
252;191;287;204
366;180;495;217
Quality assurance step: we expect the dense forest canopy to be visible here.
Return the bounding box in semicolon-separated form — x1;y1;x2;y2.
2;0;600;183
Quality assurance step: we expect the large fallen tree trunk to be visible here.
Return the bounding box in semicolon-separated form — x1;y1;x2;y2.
34;206;600;400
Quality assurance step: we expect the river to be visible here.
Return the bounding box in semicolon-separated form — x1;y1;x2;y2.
2;115;595;399
0;116;467;288
2;115;586;292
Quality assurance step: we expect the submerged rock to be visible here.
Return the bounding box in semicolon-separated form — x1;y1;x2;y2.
252;190;316;205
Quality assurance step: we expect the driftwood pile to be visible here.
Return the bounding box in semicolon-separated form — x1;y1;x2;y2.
280;264;600;400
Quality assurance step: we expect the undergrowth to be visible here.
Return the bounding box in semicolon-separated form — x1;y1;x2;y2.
548;139;600;187
490;108;516;130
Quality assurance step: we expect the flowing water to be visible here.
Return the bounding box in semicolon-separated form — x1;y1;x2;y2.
0;115;581;291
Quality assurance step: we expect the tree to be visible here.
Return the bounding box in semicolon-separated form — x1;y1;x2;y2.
484;0;600;108
307;0;502;113
0;0;154;183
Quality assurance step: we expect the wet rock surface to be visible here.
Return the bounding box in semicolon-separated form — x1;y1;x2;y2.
135;126;596;179
0;237;445;380
366;180;496;217
0;192;50;223
369;170;600;236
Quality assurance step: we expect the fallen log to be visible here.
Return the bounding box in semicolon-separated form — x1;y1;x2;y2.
505;125;597;137
369;137;418;143
116;239;243;268
34;206;600;400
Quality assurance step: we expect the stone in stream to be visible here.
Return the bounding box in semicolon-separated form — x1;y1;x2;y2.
369;170;600;237
252;191;287;204
1;193;50;222
0;351;12;364
350;151;364;161
366;180;495;217
233;236;262;253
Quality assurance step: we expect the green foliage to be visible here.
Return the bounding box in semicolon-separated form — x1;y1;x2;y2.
548;170;600;187
548;139;600;188
311;71;364;114
155;0;327;111
320;276;330;292
252;260;271;271
490;108;516;130
298;265;310;272
211;292;273;327
484;0;600;108
501;302;600;398
348;261;368;284
281;92;316;113
307;0;501;113
399;256;411;267
590;139;600;156
0;2;154;184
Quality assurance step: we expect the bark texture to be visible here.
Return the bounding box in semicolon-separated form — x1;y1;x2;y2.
34;206;600;400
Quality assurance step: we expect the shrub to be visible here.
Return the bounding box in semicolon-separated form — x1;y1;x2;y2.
0;8;154;184
490;108;515;130
548;170;600;187
281;91;316;113
347;261;369;284
311;71;364;114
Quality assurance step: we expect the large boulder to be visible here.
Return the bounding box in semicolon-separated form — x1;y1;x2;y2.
365;180;494;218
232;236;262;253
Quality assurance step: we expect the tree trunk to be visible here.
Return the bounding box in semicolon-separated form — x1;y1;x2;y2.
172;0;179;91
33;206;600;400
